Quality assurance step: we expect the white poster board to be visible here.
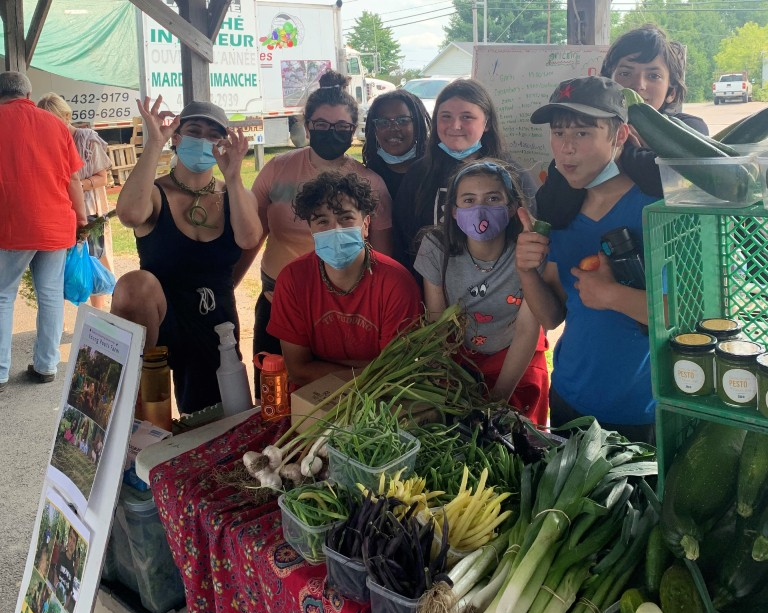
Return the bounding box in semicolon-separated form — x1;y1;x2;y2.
16;306;145;613
473;44;609;186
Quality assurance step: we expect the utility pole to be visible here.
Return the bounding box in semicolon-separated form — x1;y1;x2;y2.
483;0;487;44
472;0;478;45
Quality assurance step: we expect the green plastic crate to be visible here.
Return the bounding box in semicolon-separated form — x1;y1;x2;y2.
654;404;768;613
644;200;768;429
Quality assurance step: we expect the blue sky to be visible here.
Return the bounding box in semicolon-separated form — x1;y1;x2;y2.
340;0;457;71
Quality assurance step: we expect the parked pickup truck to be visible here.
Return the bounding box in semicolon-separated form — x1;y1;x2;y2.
713;73;753;105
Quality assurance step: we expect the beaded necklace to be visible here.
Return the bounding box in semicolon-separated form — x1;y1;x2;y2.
319;244;373;296
169;168;218;229
468;248;505;273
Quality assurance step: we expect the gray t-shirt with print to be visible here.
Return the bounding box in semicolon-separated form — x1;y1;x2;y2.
414;233;524;355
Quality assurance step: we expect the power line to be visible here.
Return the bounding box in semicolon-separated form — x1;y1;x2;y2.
342;0;454;24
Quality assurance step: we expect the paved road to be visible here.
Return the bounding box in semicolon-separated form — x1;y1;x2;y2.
1;98;765;612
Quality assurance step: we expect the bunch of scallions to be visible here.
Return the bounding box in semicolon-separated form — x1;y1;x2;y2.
421;418;659;613
244;305;488;489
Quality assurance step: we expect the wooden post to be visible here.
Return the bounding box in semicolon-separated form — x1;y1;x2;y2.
25;0;53;66
567;0;610;45
177;0;210;106
1;0;26;72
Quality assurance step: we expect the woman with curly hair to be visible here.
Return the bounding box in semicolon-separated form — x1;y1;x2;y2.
362;89;431;199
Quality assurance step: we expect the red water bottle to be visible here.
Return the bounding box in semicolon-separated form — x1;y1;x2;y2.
254;353;289;420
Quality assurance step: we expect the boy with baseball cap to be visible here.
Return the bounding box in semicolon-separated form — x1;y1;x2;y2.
515;76;657;444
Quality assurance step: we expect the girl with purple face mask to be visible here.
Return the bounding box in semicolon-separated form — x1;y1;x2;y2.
414;159;549;426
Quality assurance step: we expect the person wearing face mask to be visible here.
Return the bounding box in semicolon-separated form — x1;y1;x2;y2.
392;78;537;279
516;76;657;444
362;90;431;200
267;171;420;388
112;97;261;413
234;70;394;388
536;24;708;230
415;159;548;426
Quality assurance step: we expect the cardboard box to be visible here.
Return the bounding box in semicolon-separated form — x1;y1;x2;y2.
291;371;445;434
290;371;354;434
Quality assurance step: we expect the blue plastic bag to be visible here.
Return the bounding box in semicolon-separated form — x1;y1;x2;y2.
90;255;116;296
63;242;93;305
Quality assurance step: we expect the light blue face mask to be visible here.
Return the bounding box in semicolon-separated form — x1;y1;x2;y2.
313;226;365;270
377;144;417;165
176;136;218;173
438;140;483;160
584;146;621;189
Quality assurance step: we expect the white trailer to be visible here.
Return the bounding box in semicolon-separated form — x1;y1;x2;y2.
26;1;368;147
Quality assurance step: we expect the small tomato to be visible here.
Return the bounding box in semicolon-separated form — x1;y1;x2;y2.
578;255;601;271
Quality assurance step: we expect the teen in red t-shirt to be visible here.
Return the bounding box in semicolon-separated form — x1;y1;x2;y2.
268;171;420;387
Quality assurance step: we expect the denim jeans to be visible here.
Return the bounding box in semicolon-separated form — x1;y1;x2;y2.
0;249;67;382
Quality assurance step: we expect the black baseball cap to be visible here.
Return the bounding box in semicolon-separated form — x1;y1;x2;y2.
179;101;228;132
530;76;628;124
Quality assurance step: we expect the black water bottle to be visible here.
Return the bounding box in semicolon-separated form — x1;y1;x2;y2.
600;227;646;289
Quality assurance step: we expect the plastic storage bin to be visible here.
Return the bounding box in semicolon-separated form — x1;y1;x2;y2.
106;485;186;613
655;155;762;207
643;201;768;429
327;430;420;491
759;156;768;206
367;576;421;613
278;490;343;564
322;543;370;603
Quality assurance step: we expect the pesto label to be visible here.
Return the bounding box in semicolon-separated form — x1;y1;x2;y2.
674;359;707;394
721;368;757;404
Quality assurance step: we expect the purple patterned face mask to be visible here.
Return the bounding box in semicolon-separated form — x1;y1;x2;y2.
455;204;510;241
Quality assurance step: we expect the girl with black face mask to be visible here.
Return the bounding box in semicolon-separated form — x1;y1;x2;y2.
234;70;394;394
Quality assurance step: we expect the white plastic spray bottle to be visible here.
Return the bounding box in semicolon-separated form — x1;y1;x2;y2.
214;322;252;416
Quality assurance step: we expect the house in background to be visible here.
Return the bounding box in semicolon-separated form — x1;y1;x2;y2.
422;42;473;77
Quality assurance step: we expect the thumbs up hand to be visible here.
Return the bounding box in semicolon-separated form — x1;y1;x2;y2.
516;208;550;273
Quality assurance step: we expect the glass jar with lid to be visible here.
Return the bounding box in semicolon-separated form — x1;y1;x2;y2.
756;353;768;418
669;332;717;396
715;340;764;409
696;317;743;342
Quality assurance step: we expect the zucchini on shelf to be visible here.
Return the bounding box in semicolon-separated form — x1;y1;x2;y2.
627;102;758;203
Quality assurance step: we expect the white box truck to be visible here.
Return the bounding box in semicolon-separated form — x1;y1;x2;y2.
26;0;368;147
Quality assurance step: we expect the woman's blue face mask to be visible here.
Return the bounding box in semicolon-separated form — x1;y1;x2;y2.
176;136;218;173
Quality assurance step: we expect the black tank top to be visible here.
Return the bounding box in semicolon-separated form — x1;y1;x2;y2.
137;183;241;296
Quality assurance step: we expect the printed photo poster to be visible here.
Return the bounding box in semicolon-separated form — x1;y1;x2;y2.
48;314;131;514
20;488;91;613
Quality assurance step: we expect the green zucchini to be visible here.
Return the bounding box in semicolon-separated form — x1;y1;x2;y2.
620;587;648;613
736;430;768;518
644;524;672;598
628;103;758;203
622;87;645;107
667;115;740;156
660;563;706;613
710;512;768;609
660;421;746;560
751;500;768;561
718;106;768;144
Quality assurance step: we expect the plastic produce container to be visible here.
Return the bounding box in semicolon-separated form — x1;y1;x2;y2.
322;543;370;603
367;577;421;613
656;155;762;207
327;430;420;491
118;485;186;613
278;491;343;565
759;156;768;207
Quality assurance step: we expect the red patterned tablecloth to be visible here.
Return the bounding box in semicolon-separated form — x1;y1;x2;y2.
149;413;371;613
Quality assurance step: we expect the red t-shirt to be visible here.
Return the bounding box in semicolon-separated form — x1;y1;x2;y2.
0;98;83;250
268;251;421;362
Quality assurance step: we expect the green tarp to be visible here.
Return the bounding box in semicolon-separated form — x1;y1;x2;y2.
1;0;138;89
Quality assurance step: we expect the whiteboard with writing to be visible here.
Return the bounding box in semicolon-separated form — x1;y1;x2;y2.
473;45;608;185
